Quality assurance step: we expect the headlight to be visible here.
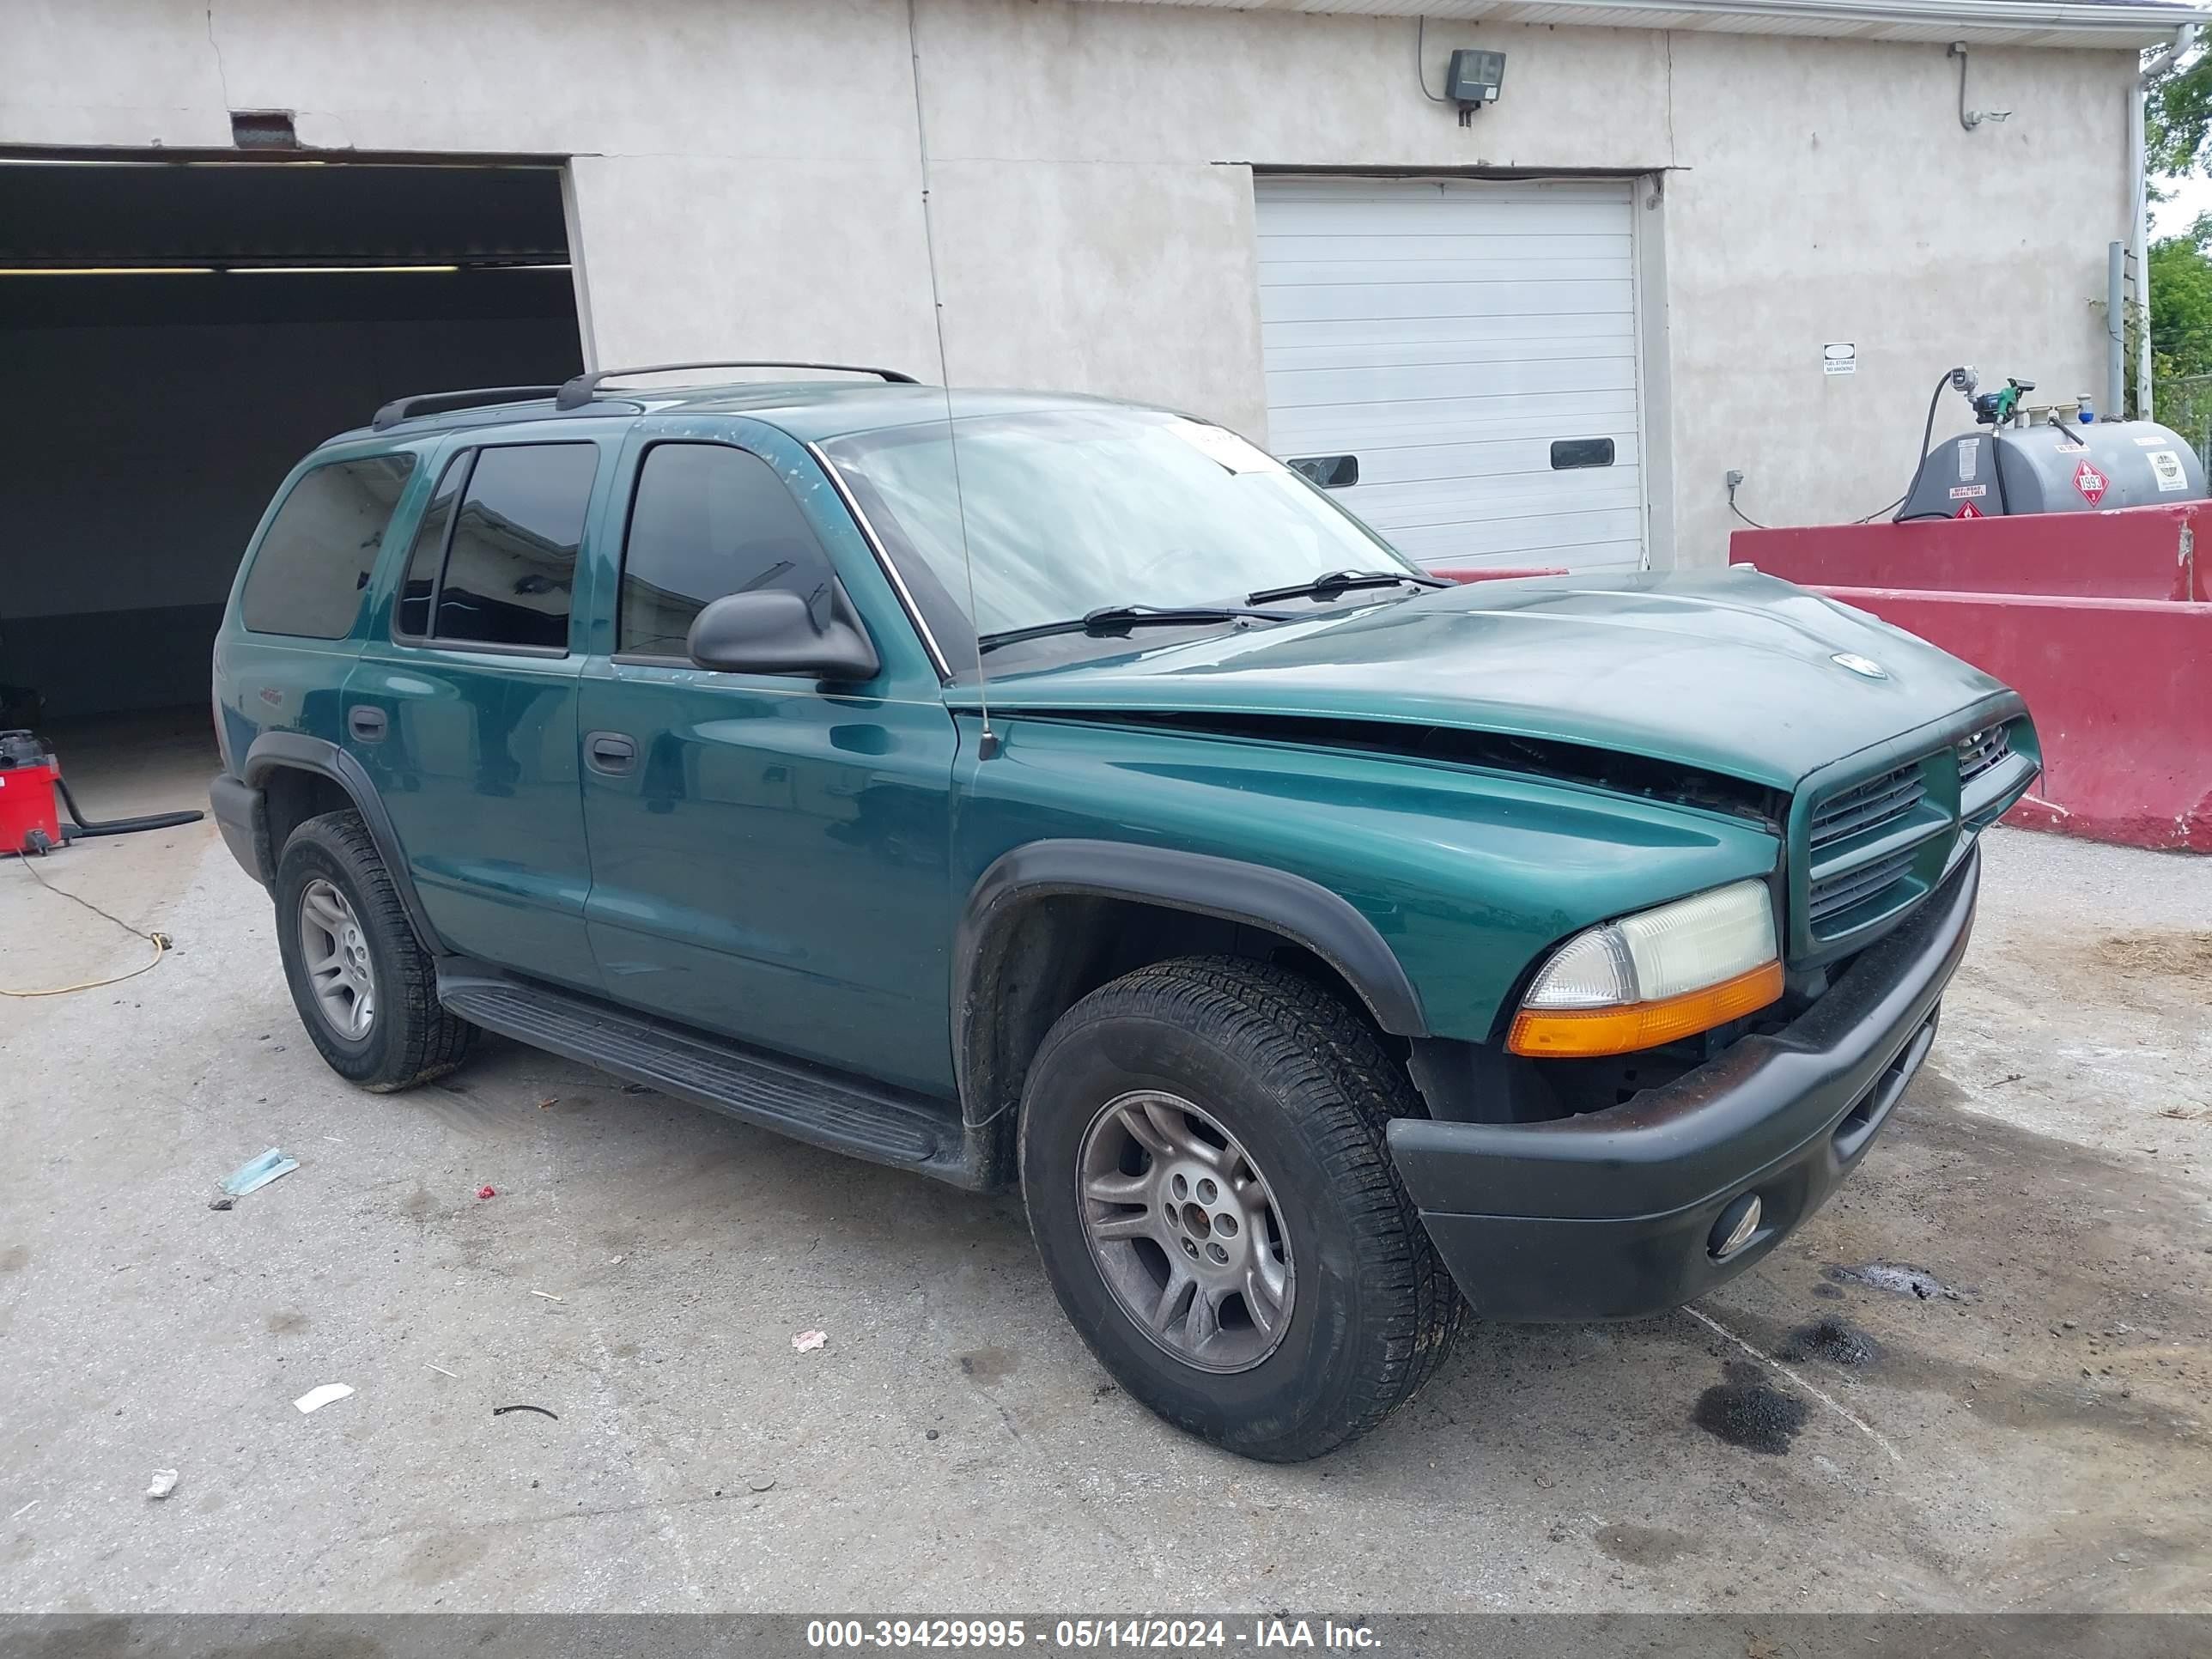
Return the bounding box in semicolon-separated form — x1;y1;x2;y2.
1508;879;1783;1058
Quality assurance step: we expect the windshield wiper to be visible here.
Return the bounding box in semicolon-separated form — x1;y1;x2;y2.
977;603;1296;655
1245;568;1449;605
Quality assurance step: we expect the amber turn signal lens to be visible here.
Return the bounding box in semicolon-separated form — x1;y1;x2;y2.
1507;960;1785;1059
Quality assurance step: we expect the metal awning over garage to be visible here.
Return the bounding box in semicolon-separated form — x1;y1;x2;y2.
1074;0;2211;49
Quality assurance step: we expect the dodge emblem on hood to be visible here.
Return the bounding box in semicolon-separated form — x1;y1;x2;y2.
1832;653;1887;680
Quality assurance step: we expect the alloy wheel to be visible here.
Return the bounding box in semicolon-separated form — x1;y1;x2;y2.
1076;1090;1295;1373
298;877;376;1041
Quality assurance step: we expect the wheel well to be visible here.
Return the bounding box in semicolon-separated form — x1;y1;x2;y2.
962;893;1403;1149
259;765;354;868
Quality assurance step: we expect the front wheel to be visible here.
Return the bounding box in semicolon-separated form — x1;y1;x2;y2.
1019;957;1462;1462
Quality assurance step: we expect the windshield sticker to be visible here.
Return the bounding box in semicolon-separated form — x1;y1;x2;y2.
2148;449;2190;491
1169;422;1287;475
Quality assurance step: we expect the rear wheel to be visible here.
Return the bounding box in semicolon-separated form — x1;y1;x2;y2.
273;810;472;1091
1020;957;1462;1462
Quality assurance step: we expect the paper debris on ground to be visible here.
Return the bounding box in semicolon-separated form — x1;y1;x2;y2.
145;1470;179;1500
792;1329;827;1353
222;1149;299;1197
292;1382;354;1415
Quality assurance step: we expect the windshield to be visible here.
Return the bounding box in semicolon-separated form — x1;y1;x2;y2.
819;406;1425;649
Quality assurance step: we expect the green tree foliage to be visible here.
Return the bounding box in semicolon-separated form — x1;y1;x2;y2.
2148;216;2212;386
2149;46;2212;180
2146;48;2212;423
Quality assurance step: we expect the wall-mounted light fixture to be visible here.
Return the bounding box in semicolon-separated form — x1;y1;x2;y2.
1446;49;1506;127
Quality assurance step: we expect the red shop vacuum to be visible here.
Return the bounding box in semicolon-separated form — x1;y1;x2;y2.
0;730;204;857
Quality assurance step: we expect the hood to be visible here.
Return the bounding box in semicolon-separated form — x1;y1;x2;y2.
950;569;2015;792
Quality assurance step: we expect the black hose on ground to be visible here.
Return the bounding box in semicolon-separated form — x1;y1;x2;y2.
56;776;204;838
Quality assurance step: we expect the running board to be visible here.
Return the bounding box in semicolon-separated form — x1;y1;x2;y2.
437;969;986;1188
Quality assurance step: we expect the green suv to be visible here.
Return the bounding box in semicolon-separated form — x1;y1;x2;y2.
210;362;2039;1461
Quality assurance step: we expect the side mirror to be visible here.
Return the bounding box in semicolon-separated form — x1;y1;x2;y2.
684;586;881;683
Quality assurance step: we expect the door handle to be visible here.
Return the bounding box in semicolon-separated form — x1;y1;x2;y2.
586;731;637;775
348;705;388;744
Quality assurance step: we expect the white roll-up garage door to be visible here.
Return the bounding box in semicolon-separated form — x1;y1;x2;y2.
1254;175;1647;573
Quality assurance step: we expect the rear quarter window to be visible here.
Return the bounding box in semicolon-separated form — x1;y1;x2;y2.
240;453;416;639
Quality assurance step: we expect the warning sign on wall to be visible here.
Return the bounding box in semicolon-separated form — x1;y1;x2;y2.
2073;460;2111;505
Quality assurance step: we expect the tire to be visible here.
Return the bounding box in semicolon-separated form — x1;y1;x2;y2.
1019;956;1462;1462
273;810;473;1092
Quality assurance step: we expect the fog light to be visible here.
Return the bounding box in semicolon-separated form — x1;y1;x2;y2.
1711;1194;1763;1260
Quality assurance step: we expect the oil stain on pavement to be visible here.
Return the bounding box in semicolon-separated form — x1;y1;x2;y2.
957;1346;1018;1383
1594;1523;1697;1567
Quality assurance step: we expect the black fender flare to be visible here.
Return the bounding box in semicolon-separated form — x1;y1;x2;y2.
240;732;447;956
954;838;1428;1126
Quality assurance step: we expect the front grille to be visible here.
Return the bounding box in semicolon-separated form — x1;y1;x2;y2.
1957;724;2012;784
1808;848;1917;927
1802;755;1942;941
1808;761;1925;852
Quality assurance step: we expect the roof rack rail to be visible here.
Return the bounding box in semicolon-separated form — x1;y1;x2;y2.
553;360;919;410
371;386;563;431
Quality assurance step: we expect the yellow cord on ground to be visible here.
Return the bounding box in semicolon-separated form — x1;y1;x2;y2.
0;854;173;998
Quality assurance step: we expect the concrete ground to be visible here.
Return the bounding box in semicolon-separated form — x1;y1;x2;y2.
1;719;2207;1615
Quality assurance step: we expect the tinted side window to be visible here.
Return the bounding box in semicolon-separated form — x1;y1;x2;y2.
394;451;470;638
618;444;837;658
240;454;416;639
433;443;599;650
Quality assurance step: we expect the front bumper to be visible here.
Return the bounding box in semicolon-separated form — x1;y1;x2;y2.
1387;846;1978;1322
